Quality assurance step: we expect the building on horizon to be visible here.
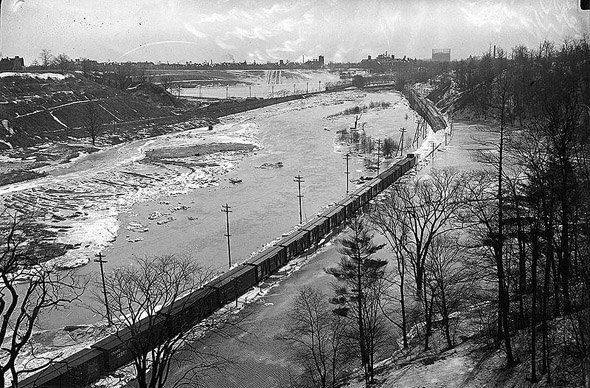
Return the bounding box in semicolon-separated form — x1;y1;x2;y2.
432;49;451;62
303;55;325;69
0;56;25;71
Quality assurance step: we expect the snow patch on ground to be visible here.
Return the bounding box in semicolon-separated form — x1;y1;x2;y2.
49;111;67;127
0;72;73;80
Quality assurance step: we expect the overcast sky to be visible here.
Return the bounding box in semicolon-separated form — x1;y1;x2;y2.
1;0;588;64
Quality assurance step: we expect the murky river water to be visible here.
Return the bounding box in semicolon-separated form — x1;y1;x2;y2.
25;90;418;330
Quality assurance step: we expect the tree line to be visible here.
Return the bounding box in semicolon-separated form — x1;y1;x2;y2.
452;37;589;384
283;37;589;387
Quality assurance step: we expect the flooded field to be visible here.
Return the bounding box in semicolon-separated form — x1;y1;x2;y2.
178;69;342;99
2;89;419;330
134;120;497;388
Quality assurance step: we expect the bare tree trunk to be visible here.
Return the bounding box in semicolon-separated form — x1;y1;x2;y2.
440;285;453;349
423;284;435;352
357;258;369;387
530;229;539;383
399;270;408;349
497;95;515;366
542;211;553;382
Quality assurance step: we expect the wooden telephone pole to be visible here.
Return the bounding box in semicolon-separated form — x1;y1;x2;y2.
376;139;381;174
94;252;112;325
294;174;304;224
221;204;232;268
398;127;407;156
344;153;351;195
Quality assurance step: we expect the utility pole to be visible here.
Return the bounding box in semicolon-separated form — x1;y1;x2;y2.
306;82;309;94
398;127;406;156
225;86;229;99
249;85;252;98
293;83;296;95
344;153;351;195
318;80;321;92
94;252;111;325
376;139;381;173
294;174;304;224
221;203;232;268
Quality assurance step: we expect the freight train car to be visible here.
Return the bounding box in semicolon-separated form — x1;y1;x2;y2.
277;229;311;259
165;287;219;329
245;245;288;283
301;216;331;246
91;325;137;371
321;203;346;230
206;264;258;305
339;193;361;219
19;348;104;388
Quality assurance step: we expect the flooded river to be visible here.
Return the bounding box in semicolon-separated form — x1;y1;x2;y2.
7;90;418;330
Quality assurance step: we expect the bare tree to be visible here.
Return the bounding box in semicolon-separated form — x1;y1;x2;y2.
160;76;173;92
425;234;478;350
93;255;232;388
0;210;86;387
326;216;387;387
82;102;104;146
81;58;96;79
284;287;350;388
369;199;411;349
39;49;53;70
113;63;134;90
377;169;468;351
382;168;467;298
53;53;72;74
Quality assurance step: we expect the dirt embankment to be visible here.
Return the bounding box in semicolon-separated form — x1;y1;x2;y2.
0;73;191;148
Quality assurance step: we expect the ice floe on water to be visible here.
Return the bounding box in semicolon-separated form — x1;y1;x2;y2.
1;114;262;270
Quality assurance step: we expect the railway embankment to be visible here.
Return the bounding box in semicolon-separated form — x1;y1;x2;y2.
404;85;447;133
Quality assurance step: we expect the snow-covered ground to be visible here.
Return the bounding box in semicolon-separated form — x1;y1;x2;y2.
0;72;74;80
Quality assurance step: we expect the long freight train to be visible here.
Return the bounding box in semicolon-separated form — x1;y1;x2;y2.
20;154;419;388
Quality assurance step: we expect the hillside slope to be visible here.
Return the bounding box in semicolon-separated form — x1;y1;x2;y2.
0;72;185;148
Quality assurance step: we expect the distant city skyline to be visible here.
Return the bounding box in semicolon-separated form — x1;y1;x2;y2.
0;0;588;65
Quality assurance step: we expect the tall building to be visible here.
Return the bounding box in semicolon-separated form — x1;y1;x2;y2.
432;49;451;62
318;55;324;67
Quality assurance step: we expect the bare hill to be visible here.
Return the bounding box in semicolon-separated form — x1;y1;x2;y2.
0;72;185;148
